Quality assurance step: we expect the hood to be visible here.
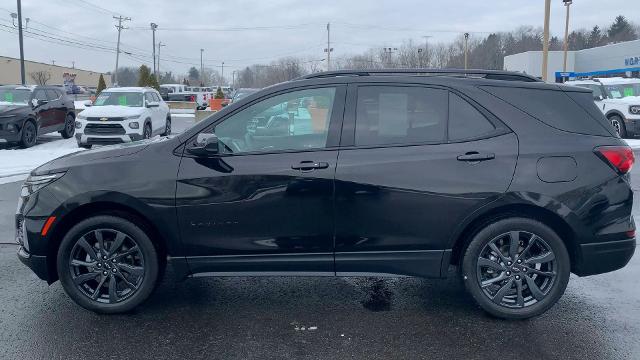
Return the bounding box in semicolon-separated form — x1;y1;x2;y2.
606;96;640;105
33;136;173;175
79;105;145;118
0;103;29;114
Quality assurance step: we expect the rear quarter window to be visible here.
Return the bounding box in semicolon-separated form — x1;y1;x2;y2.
481;86;610;136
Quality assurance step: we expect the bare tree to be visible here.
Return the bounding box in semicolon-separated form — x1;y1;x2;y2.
29;70;52;85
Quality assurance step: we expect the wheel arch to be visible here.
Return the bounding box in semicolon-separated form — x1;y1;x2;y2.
605;109;625;121
45;199;169;283
449;203;578;271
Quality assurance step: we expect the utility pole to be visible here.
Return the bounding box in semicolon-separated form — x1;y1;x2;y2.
150;23;158;77
221;62;225;85
51;60;55;65
562;0;572;74
542;0;551;82
113;15;131;86
14;0;26;84
157;42;165;80
200;49;204;86
464;33;470;70
420;35;432;67
232;70;237;89
383;47;398;67
72;61;75;69
324;23;333;71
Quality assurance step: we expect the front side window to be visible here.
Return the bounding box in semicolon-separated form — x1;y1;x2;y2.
145;93;155;104
93;92;144;107
33;89;48;101
355;86;448;146
212;87;336;154
46;89;59;101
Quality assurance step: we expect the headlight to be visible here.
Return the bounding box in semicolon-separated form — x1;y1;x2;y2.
630;105;640;115
77;114;87;120
75;121;82;129
128;122;140;129
124;115;140;120
21;172;66;197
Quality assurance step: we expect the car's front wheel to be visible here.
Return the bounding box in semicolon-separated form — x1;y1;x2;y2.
57;215;159;314
19;120;37;148
462;217;570;320
143;123;152;139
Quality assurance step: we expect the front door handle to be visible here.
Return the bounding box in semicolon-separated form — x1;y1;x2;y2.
291;161;330;171
457;151;495;162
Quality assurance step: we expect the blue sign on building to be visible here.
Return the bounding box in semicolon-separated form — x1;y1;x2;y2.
626;57;640;66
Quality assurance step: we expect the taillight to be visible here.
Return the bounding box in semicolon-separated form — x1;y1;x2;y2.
595;145;635;174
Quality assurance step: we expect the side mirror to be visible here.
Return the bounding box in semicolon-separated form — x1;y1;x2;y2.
83;100;93;107
187;133;220;156
146;101;160;108
32;99;47;107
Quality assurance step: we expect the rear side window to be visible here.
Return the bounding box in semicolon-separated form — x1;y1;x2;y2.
355;86;448;146
565;91;618;137
482;86;610;136
449;93;495;141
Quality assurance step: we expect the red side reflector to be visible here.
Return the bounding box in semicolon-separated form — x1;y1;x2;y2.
41;216;56;236
626;229;635;238
595;146;634;174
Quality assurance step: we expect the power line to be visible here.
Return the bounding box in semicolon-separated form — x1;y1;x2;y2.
128;23;321;32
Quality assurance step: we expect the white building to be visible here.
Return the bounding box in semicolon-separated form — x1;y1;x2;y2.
0;56;111;87
504;39;640;82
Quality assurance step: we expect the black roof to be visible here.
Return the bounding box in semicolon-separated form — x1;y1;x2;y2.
298;69;542;83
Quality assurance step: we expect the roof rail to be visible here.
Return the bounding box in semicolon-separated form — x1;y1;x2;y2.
298;69;542;82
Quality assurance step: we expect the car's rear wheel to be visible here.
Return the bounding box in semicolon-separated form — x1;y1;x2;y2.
161;117;171;136
461;217;570;320
60;114;75;139
57;215;159;314
609;115;627;138
19;120;37;148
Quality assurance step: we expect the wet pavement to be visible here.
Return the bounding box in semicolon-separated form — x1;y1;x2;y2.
0;161;638;359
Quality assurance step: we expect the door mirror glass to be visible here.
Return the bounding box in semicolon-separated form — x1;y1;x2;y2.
187;133;220;156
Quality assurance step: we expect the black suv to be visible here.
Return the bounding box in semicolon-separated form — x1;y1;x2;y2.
0;85;76;148
16;69;635;319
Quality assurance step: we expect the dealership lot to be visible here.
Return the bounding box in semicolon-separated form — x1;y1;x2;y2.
0;147;638;359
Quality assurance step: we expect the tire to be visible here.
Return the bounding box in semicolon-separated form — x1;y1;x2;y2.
60;114;76;139
56;215;159;314
143;123;152;139
79;144;92;149
161;116;171;136
19;120;37;148
461;217;570;320
609;115;627;138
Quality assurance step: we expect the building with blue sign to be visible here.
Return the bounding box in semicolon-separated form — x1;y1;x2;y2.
503;39;640;82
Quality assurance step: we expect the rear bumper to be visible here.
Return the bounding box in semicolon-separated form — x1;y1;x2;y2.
17;246;50;281
574;238;636;276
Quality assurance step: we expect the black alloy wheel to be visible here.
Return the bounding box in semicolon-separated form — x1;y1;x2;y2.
143;124;152;139
20;121;37;148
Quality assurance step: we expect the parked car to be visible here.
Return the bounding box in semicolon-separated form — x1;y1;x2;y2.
565;78;640;137
16;69;634;319
158;86;169;101
160;84;197;104
74;87;171;148
231;88;260;103
0;85;76;148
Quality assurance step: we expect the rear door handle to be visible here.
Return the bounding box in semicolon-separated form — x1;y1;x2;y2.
291;161;330;171
457;152;495;162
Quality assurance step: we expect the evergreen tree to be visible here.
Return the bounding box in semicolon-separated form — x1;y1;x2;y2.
96;74;107;95
587;26;605;48
608;15;638;43
215;87;225;99
137;65;152;87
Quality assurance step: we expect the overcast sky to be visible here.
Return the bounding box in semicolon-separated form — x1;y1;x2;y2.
0;0;637;77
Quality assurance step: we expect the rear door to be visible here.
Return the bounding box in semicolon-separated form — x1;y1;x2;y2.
32;89;54;130
45;89;65;130
334;84;518;278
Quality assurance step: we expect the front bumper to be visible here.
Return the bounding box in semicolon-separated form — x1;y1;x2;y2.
75;133;143;146
574;238;636;276
17;246;50;281
0;119;24;142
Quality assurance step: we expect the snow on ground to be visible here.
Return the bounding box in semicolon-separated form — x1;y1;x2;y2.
0;135;83;184
624;139;640;150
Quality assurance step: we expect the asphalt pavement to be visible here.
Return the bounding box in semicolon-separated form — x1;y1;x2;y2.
0;152;638;359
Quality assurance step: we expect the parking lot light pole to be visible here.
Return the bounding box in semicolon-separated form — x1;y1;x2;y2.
200;49;204;86
463;33;470;70
157;42;165;80
562;0;572;73
15;0;26;85
542;0;551;82
150;23;158;77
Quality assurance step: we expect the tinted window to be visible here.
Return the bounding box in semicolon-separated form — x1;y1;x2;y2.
213;87;336;153
45;89;59;101
449;93;495;140
355;86;447;146
33;89;48;101
482;86;609;136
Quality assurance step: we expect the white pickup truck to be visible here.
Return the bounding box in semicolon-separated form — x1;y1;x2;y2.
160;84;207;109
565;77;640;138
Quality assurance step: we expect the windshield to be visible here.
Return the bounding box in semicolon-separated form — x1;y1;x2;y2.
93;92;144;107
604;84;640;99
0;88;31;105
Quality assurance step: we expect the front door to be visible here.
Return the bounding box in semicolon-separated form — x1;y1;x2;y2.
176;85;345;275
334;84;518;278
32;89;53;130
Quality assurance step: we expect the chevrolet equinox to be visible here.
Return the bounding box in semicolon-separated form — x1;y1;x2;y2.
16;69;636;319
